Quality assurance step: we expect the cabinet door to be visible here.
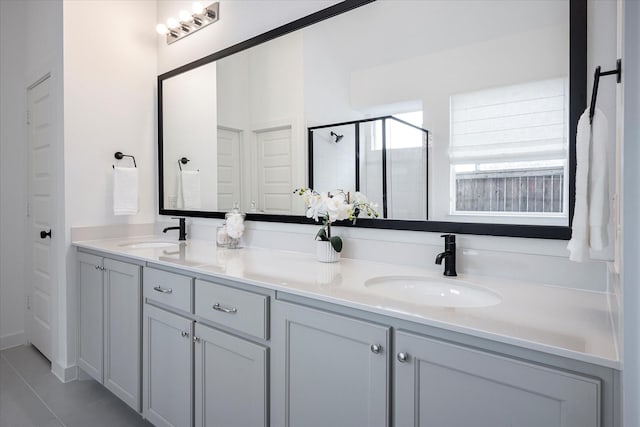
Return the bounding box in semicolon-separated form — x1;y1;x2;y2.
103;259;141;412
194;324;267;427
272;301;390;427
143;304;193;427
77;252;103;382
394;331;601;427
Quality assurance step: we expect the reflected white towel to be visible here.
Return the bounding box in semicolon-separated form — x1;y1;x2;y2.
113;166;139;215
178;170;201;210
567;108;610;262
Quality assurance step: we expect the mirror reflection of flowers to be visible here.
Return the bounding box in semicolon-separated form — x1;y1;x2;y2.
294;188;379;253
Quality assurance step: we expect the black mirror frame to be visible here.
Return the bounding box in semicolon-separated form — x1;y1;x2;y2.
158;0;586;240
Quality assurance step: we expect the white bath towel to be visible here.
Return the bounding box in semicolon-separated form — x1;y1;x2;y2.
113;166;139;215
567;107;610;262
178;170;201;210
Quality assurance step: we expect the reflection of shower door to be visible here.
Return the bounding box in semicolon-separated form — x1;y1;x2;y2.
256;127;292;214
217;127;242;211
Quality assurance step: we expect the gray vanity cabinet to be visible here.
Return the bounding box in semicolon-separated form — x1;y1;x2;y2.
77;252;141;412
271;300;391;427
394;330;601;427
142;303;193;427
194;323;268;427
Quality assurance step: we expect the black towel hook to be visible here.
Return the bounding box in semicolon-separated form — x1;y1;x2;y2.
113;151;137;168
178;157;190;171
589;58;621;125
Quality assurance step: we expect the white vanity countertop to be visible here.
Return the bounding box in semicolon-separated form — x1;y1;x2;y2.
74;236;619;369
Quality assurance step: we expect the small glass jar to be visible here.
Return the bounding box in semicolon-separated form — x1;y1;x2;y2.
225;203;245;249
216;225;230;247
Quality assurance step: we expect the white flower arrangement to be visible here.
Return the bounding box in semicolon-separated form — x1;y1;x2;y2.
294;188;379;253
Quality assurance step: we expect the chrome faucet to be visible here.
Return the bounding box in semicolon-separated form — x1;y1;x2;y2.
435;234;457;277
163;217;187;241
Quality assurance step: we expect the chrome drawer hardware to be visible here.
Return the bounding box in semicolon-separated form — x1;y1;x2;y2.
193;336;201;343
212;303;237;314
94;265;105;271
153;286;173;294
397;352;409;363
370;344;382;354
181;331;189;338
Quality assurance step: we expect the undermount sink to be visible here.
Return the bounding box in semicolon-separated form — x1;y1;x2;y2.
119;241;178;249
364;275;502;308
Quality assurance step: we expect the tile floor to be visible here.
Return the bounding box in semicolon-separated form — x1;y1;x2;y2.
0;345;152;427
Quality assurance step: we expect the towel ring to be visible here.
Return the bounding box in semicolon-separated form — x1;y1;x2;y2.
113;151;137;168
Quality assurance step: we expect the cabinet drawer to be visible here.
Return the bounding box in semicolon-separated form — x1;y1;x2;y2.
195;279;268;340
143;267;192;313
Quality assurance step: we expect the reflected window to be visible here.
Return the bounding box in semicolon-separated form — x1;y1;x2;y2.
449;78;568;216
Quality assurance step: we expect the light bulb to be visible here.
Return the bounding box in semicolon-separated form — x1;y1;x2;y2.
166;17;179;29
155;23;169;35
192;2;205;15
178;10;191;22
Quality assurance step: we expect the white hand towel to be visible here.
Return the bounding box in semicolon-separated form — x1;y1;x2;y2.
567;108;610;261
113;166;139;216
179;170;201;210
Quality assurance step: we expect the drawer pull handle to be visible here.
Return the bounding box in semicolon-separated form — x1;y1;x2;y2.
212;303;237;314
153;286;173;294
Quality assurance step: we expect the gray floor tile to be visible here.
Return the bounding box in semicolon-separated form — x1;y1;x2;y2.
1;346;151;427
0;358;62;427
1;345;51;385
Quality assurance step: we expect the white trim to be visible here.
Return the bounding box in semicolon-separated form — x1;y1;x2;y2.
51;360;78;383
0;331;25;351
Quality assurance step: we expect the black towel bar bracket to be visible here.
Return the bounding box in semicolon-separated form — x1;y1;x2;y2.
589;58;622;124
112;151;137;168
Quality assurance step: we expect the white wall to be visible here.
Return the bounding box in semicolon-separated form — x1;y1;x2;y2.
56;0;157;376
0;0;28;350
622;0;640;425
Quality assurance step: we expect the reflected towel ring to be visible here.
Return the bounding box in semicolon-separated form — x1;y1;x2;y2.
112;151;137;168
178;157;189;171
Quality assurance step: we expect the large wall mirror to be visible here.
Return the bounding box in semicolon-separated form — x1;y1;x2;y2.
159;0;586;239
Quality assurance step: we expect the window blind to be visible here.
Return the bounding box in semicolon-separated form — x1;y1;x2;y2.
449;78;568;163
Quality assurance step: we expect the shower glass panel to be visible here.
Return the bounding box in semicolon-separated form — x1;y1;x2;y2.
386;119;428;220
309;116;428;220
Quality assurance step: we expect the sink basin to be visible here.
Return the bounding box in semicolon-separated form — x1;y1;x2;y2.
119;241;178;249
364;276;502;308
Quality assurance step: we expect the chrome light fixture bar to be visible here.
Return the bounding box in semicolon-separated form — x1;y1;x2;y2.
156;2;219;45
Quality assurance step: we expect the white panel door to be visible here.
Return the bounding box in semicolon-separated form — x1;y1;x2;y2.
27;75;55;360
256;127;292;214
217;127;241;211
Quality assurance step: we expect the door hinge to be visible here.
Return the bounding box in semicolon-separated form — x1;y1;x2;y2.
26;296;31;310
26;110;31;125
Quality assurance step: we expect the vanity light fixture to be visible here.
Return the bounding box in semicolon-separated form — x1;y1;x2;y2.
156;2;219;45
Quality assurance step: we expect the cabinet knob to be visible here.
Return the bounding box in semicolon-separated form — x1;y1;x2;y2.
370;344;382;354
193;336;201;343
181;331;189;338
397;352;409;363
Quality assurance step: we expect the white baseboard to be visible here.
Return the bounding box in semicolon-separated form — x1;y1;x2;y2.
0;331;24;351
51;360;77;383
